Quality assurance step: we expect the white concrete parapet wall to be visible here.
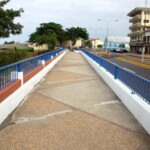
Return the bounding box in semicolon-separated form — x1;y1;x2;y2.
81;52;150;135
0;50;67;125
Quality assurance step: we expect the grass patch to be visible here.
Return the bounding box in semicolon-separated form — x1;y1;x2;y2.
0;50;32;67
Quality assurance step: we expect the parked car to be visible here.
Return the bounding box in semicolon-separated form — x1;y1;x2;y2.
110;49;116;52
116;48;129;53
72;47;79;52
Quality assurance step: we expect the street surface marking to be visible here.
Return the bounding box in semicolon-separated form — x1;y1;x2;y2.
13;109;73;124
115;57;150;69
82;100;121;109
93;100;121;107
47;78;97;84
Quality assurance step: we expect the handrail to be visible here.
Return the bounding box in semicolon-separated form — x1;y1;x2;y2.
81;49;150;104
0;47;65;91
0;48;64;71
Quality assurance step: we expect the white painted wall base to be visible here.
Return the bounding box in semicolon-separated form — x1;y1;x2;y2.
0;51;67;125
81;52;150;135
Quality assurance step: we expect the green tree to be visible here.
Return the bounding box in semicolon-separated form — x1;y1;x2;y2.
4;41;15;44
0;0;23;38
29;22;65;50
84;40;92;48
66;27;89;45
97;44;103;48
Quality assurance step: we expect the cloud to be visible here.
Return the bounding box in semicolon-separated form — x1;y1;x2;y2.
0;0;149;43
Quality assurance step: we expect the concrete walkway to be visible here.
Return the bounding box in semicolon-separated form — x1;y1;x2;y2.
0;51;150;150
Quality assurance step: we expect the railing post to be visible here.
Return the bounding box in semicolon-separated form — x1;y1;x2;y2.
100;59;103;67
42;60;45;67
17;63;22;72
114;66;118;79
17;63;23;85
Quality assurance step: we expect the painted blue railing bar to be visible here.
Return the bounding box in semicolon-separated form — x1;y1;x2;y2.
0;48;64;91
0;64;18;91
21;56;42;75
81;49;150;104
40;48;63;61
20;48;64;75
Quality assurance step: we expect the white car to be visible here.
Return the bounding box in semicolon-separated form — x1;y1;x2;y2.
116;48;129;53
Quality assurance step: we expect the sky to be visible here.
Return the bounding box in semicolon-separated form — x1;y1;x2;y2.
0;0;149;44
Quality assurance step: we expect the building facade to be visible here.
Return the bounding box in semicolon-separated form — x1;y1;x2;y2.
128;7;150;54
144;29;150;53
104;36;130;51
90;38;104;48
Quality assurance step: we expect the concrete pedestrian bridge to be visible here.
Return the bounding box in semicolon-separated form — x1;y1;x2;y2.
0;51;150;149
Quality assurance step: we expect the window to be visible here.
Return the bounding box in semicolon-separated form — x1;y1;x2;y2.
144;12;150;15
144;20;149;23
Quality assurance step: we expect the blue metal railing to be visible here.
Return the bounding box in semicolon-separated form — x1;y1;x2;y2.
0;48;65;91
20;48;64;75
41;48;63;62
81;49;150;104
0;64;18;90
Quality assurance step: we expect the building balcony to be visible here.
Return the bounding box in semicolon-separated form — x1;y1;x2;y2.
128;31;143;37
129;15;141;23
129;23;142;30
130;40;144;46
130;40;143;43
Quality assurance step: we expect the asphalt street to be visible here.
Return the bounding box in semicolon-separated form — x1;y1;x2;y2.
103;55;150;80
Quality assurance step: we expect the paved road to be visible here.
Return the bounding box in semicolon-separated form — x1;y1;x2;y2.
93;51;150;79
126;54;150;63
104;56;150;80
0;51;149;150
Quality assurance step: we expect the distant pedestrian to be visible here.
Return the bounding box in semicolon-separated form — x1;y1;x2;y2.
14;46;17;51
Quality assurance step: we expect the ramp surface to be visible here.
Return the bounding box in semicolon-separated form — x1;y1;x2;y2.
0;52;150;150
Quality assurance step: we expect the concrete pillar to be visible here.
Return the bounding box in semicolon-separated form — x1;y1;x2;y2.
18;72;24;85
41;60;45;67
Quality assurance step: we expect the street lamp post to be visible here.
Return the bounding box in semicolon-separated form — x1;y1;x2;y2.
98;19;118;53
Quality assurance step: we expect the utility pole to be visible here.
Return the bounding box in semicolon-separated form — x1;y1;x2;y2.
98;19;118;53
142;0;148;62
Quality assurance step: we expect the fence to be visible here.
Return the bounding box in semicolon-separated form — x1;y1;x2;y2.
0;48;64;91
81;49;150;104
0;64;18;90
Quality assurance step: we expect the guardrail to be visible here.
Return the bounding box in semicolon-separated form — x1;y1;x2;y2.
0;64;18;90
0;48;64;91
81;49;150;104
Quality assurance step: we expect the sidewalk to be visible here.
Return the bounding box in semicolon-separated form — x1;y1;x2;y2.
0;51;150;150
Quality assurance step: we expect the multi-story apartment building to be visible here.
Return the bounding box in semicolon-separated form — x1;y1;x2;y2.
144;29;150;53
128;7;150;54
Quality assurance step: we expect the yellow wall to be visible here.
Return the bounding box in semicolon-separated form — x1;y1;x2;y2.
141;11;150;26
62;38;82;48
75;38;82;47
91;39;104;48
61;40;72;48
